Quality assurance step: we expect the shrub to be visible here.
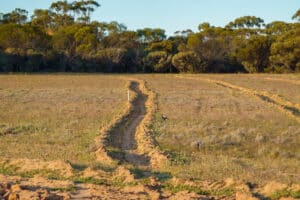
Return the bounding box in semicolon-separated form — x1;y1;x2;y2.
172;51;206;73
144;51;173;72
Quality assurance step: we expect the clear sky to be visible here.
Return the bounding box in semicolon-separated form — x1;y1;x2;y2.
1;0;299;35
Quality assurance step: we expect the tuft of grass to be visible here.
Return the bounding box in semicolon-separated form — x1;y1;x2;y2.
0;164;67;181
52;185;77;192
210;188;236;196
162;182;235;197
73;177;106;185
153;171;172;181
270;189;300;200
165;150;189;165
19;169;65;179
111;178;138;188
0;165;19;176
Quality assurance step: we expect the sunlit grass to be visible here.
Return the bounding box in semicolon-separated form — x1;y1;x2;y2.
141;74;300;184
0;75;127;166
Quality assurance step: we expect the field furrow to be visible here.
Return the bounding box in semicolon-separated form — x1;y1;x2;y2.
142;74;300;184
106;81;150;166
104;79;168;168
0;74;299;200
178;75;300;123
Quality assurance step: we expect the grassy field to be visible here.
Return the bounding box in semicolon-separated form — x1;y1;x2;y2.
0;75;127;166
0;74;299;186
204;74;300;105
141;74;300;184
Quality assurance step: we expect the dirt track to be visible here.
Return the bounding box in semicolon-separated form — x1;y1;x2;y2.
1;78;299;200
108;81;150;166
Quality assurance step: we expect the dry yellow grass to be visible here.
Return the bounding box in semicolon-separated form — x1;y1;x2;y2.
141;74;300;184
204;74;300;105
0;74;299;188
0;74;127;166
1;74;300;200
177;75;300;123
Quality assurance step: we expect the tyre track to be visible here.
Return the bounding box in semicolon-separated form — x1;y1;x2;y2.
93;81;133;165
176;75;300;123
108;81;150;166
102;80;168;168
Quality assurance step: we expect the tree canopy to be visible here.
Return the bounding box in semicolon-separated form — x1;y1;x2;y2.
0;2;299;73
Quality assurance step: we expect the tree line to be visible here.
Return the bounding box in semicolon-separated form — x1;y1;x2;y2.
0;1;299;73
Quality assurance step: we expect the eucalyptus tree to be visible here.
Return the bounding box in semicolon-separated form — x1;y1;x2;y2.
50;0;72;15
31;9;55;31
235;35;272;73
50;0;74;27
137;28;166;43
226;16;265;29
0;8;28;24
269;24;300;72
265;21;291;36
292;9;300;21
72;0;100;23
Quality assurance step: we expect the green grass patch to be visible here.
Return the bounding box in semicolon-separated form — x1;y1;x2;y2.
0;164;66;180
163;183;209;195
52;185;77;192
165;150;190;165
270;189;300;200
73;177;106;185
162;182;235;197
0;164;19;176
210;188;236;196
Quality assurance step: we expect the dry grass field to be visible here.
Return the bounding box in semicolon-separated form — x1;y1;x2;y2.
0;74;299;199
204;74;300;105
141;74;300;184
0;75;127;166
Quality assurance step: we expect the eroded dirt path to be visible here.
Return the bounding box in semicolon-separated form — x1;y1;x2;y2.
108;81;150;166
1;78;299;200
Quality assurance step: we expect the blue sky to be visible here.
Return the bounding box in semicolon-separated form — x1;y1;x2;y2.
1;0;299;35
